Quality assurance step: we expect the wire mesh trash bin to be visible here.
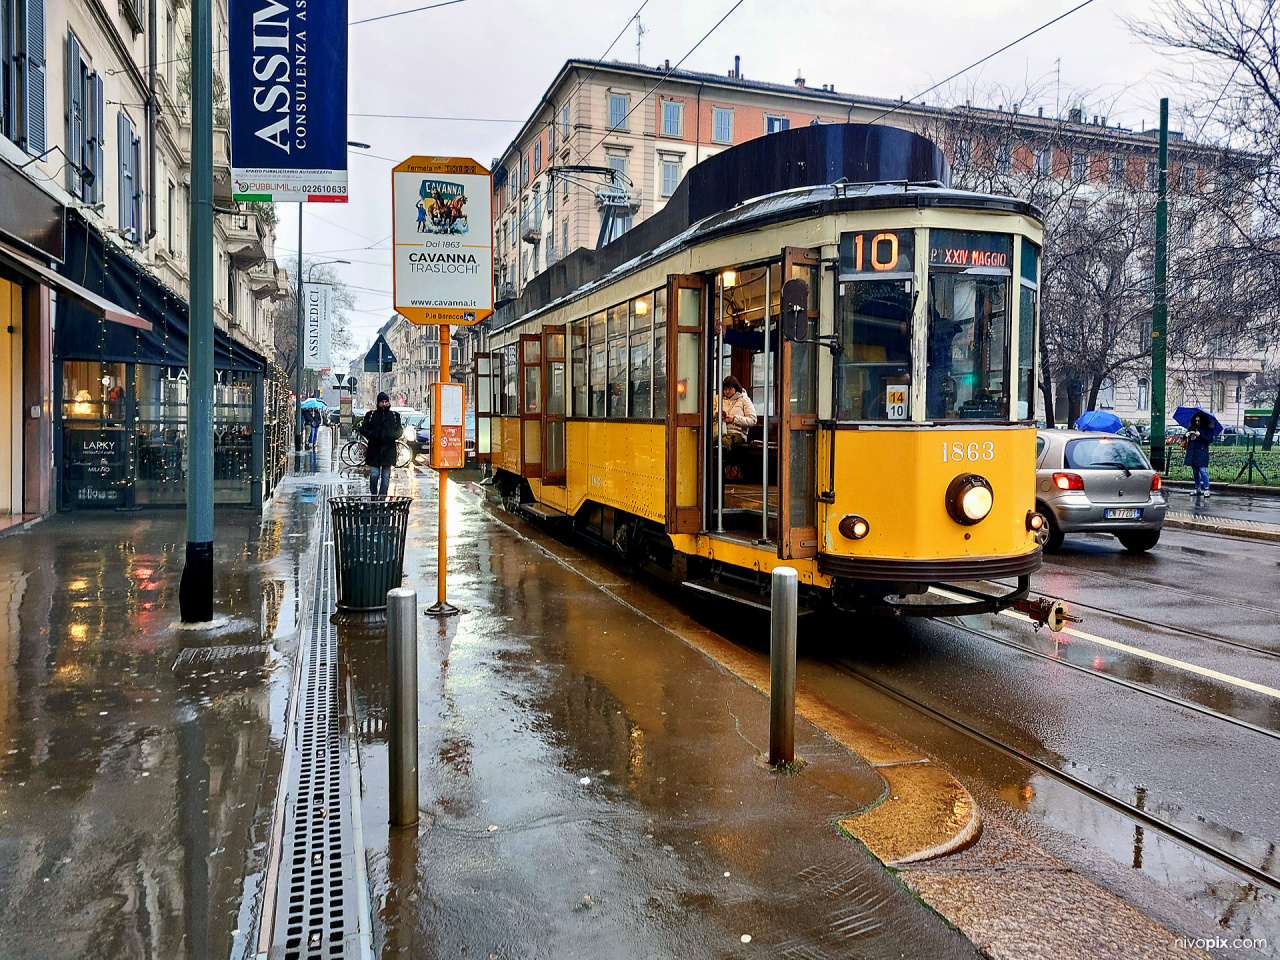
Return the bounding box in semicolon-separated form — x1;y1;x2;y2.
330;497;412;611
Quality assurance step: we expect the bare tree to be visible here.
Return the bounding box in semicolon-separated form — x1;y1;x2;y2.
1132;0;1280;445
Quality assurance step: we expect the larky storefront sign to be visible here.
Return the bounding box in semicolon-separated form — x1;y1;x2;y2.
392;156;492;325
227;0;348;202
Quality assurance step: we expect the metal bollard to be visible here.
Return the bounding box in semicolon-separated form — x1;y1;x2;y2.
387;587;419;826
769;566;798;765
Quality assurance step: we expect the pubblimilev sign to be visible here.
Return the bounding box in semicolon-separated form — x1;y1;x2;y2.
392;156;493;325
227;0;348;202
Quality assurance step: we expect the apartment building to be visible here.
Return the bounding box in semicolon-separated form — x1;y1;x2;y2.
486;57;1260;428
0;0;291;517
352;316;458;412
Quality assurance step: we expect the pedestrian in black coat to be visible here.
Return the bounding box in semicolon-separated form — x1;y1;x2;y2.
1183;411;1214;497
359;393;401;495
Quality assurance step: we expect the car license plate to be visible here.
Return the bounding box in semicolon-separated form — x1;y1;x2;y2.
1105;508;1142;520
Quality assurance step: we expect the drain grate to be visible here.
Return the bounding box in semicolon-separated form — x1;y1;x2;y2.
262;487;368;960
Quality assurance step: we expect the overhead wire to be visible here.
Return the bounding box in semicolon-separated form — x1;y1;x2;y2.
350;0;472;26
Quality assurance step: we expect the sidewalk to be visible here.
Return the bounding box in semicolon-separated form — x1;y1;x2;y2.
0;464;333;959
1161;488;1280;542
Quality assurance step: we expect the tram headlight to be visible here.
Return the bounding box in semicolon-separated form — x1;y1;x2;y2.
946;474;994;525
838;515;870;540
1026;510;1046;532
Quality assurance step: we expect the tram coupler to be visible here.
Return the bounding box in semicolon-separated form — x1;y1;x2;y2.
1014;596;1081;632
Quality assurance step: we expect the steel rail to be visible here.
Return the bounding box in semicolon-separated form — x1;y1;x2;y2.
832;660;1280;893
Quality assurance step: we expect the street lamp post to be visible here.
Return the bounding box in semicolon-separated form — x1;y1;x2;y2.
294;255;350;451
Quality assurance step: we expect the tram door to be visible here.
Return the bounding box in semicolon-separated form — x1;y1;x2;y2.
473;352;492;465
519;334;542;478
541;325;567;485
665;275;704;534
778;247;820;559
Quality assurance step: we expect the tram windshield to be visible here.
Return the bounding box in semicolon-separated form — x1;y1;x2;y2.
926;230;1013;420
836;280;912;420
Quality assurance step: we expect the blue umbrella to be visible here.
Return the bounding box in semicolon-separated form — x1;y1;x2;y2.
300;397;327;410
1172;405;1223;438
1075;410;1123;433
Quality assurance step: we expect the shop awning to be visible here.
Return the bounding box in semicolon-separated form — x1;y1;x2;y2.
0;243;150;330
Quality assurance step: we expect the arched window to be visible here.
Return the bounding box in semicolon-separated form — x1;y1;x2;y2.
1099;377;1115;409
1215;379;1227;411
1136;377;1150;411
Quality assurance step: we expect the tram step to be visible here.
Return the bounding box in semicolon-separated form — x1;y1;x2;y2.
520;501;569;521
682;578;774;612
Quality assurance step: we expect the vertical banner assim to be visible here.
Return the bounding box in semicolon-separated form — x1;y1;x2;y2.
303;282;331;371
227;0;348;202
392;156;493;325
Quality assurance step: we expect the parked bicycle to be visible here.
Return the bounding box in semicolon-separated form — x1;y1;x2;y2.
340;436;412;469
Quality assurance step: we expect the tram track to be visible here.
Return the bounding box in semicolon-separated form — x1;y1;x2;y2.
828;657;1280;894
936;616;1280;743
1041;560;1280;620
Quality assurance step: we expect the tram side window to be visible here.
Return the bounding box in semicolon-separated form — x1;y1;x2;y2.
570;319;587;416
652;289;667;415
503;343;519;416
607;304;628;418
926;230;1013;420
836;280;912;420
629;294;652;418
1017;238;1040;420
589;311;607;417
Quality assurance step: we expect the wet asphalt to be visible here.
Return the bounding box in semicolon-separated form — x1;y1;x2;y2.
0;482;327;959
1167;487;1280;526
347;474;980;960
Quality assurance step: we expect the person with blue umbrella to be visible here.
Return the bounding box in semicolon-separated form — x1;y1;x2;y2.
1173;406;1222;497
1075;410;1124;433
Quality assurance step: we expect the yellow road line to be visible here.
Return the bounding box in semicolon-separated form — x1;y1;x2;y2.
932;587;1280;701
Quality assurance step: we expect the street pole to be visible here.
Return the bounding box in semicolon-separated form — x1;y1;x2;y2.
377;340;384;398
387;587;419;826
295;210;304;452
768;566;798;765
428;324;458;617
1151;97;1170;473
179;0;214;623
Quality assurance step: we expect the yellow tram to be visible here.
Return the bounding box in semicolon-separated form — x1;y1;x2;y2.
474;124;1051;619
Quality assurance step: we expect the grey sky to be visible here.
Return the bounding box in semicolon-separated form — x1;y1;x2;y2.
278;0;1192;355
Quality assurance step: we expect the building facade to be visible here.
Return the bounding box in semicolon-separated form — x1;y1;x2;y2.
351;316;458;412
0;0;290;521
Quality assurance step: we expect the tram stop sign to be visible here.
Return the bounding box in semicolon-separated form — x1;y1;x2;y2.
431;382;466;470
392;156;493;326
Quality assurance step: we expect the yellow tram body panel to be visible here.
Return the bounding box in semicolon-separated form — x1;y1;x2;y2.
527;421;668;522
819;426;1039;562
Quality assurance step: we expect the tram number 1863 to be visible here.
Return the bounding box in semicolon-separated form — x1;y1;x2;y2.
943;441;995;462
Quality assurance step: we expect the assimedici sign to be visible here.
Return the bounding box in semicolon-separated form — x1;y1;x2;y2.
302;282;332;371
227;0;348;202
392;156;492;325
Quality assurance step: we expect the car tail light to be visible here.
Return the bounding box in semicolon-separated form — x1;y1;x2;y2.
1053;472;1084;491
1151;473;1162;491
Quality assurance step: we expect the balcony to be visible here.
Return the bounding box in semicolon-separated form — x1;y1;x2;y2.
224;213;267;265
213;126;233;204
246;258;290;300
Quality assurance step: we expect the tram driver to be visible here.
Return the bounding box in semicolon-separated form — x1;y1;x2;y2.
718;376;758;447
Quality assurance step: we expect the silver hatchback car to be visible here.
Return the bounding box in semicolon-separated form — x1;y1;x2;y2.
1035;430;1167;552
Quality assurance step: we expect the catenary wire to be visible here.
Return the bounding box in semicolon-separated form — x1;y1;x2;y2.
350;0;473;26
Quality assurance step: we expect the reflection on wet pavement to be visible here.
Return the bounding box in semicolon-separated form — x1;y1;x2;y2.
0;483;326;959
345;482;980;960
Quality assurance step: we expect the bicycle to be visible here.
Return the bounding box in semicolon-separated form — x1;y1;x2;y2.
340;436;412;469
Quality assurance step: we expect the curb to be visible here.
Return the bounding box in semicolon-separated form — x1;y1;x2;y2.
1164;512;1280;543
1164;480;1280;497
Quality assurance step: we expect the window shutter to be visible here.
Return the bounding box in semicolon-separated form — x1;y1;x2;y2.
23;0;47;155
118;112;130;235
66;32;82;195
90;72;104;202
132;131;143;241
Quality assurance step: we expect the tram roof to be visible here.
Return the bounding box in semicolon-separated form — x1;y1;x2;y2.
489;179;1040;334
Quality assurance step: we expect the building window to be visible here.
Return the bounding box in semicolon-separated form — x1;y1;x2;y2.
1137;377;1149;411
1098;377;1115;409
712;107;733;143
520;153;529;186
1071;151;1087;182
607;153;627;182
167;179;175;251
562;219;568;257
117;111;142;242
765;114;789;135
562;102;570;134
609;93;628;130
1215;379;1226;411
65;32;104;203
661;158;680;197
1110;156;1125;186
661;100;682;137
1147;160;1158;190
955;137;972;168
534;139;541;174
995;143;1011;174
548;116;555;156
1;0;47;155
1035;147;1050;177
1181;163;1196;192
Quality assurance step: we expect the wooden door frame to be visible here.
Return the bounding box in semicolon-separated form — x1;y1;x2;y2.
473;350;492;464
519;334;543;479
541;324;567;486
778;246;821;560
665;274;705;535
